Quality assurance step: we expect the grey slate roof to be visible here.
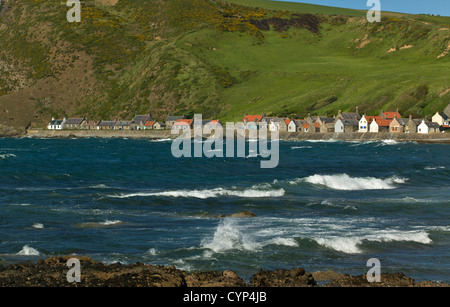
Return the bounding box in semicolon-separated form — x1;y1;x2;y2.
132;114;151;124
98;120;116;126
341;113;361;120
166;115;184;121
49;119;63;125
115;120;131;126
341;119;359;126
65;118;84;125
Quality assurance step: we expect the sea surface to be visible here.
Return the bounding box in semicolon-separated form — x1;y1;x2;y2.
0;137;449;283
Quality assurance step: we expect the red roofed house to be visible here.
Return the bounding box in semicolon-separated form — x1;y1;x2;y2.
242;114;265;130
369;117;391;133
204;120;222;131
144;120;155;130
173;118;194;130
380;110;401;120
313;122;321;132
301;122;310;133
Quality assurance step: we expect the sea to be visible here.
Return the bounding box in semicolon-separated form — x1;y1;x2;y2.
0;137;449;283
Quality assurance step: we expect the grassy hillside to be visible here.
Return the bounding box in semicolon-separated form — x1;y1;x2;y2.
0;0;449;128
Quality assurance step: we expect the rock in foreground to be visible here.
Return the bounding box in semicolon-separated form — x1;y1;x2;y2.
0;256;448;287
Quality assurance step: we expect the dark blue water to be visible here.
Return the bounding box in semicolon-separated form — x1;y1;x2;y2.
1;137;449;283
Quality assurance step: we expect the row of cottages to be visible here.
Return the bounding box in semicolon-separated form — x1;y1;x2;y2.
358;109;443;134
48;114;167;131
239;105;449;135
240;109;361;133
170;118;223;131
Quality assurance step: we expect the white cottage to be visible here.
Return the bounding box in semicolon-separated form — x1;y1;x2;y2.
358;115;370;133
369;118;379;133
335;118;344;133
418;120;440;134
269;118;288;132
47;118;66;130
287;119;297;132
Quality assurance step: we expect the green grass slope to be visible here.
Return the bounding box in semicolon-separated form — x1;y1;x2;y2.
0;0;449;128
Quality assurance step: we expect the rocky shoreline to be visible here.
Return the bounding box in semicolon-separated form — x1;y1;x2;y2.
0;127;448;144
0;256;448;287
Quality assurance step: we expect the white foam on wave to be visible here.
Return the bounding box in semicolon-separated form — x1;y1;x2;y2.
32;223;44;229
151;138;173;142
301;173;407;190
201;219;262;253
381;139;398;145
99;220;122;226
0;153;16;159
16;245;40;256
315;237;363;254
197;214;436;256
110;187;285;199
303;139;338;143
268;237;299;247
313;229;432;254
146;248;158;256
424;166;445;170
291;146;312;149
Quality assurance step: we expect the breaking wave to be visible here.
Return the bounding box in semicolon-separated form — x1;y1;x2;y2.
77;220;124;228
16;245;40;256
424;166;445;170
201;219;261;253
109;186;285;199
199;216;433;255
0;153;16;159
313;229;432;254
300;173;407;190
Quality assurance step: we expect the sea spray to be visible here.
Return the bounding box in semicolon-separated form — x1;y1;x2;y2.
16;245;40;256
201;219;261;253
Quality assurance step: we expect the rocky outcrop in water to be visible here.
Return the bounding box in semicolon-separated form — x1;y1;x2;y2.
0;256;448;287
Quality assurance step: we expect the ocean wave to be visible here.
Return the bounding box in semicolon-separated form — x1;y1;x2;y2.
99;220;123;226
291;146;312;149
303;139;338;143
267;237;299;247
16;245;40;256
109;187;285;199
314;237;363;254
146;248;158;256
151;138;173;142
424;166;445;170
374;140;417;146
299;173;407;190
381;139;398;145
0;153;16;159
313;229;432;254
200;216;434;255
201;219;262;253
77;220;123;228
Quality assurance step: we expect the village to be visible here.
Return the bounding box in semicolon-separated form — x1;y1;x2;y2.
47;103;450;135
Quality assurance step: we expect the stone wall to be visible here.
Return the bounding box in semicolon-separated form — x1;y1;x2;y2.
17;129;450;143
